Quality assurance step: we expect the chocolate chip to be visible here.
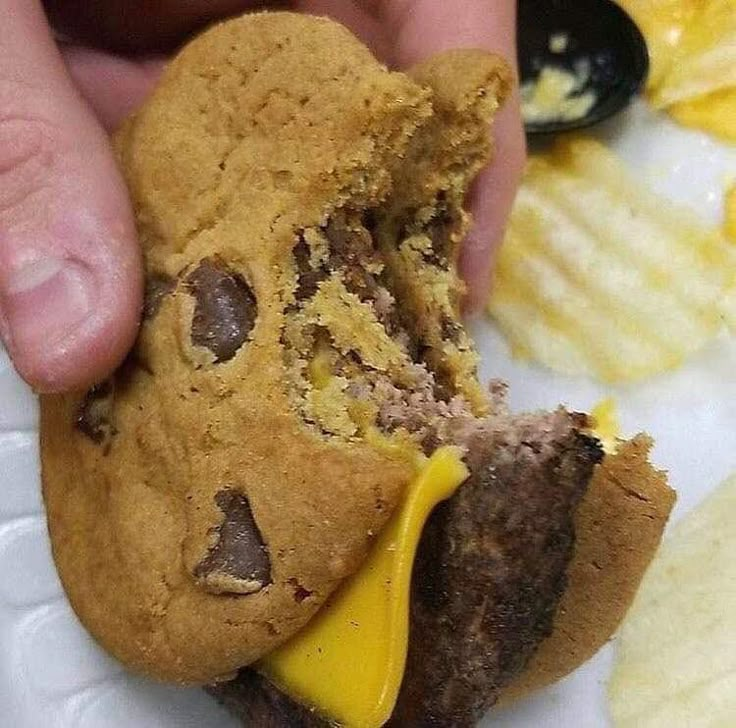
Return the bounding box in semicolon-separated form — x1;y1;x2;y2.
143;273;176;320
293;238;326;301
324;214;380;298
424;207;454;267
75;381;116;448
185;258;257;363
291;213;383;305
195;490;272;595
440;315;463;343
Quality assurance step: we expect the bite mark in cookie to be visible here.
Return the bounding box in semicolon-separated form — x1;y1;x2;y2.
280;202;478;445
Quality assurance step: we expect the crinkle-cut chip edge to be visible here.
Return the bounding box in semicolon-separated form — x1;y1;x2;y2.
488;137;736;383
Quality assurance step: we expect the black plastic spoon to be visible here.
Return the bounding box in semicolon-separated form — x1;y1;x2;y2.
518;0;649;134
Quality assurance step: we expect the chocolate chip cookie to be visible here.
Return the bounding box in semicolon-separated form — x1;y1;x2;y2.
40;11;511;684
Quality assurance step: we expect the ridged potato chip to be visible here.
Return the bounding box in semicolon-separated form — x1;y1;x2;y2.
650;0;736;109
608;474;736;727
669;88;736;143
488;138;736;383
615;0;698;89
726;183;736;240
618;0;736;139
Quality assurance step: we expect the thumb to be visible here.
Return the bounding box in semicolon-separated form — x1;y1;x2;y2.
0;0;142;393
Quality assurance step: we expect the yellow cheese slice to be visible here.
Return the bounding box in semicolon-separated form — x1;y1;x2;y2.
590;397;621;453
259;446;469;728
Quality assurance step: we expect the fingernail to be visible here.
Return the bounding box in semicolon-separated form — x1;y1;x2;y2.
0;256;93;354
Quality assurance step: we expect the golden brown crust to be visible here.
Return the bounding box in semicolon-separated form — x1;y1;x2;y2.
499;434;676;704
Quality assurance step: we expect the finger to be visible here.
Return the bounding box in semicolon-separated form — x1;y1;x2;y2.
44;0;276;53
0;0;142;392
61;44;165;132
357;0;526;312
291;1;389;59
461;91;525;314
360;0;517;67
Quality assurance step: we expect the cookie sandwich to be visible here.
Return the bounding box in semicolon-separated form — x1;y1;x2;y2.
40;12;675;727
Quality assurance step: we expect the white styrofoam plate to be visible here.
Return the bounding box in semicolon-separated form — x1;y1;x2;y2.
1;100;735;727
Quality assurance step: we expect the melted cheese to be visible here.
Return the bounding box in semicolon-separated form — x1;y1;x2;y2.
591;397;621;453
307;347;333;389
259;446;469;728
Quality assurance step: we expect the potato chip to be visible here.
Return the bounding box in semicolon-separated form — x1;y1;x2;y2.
615;0;698;89
608;474;736;727
649;0;736;109
618;0;736;138
669;88;736;143
725;182;736;240
488;137;736;382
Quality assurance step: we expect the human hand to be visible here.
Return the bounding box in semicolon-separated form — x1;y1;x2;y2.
0;0;524;393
